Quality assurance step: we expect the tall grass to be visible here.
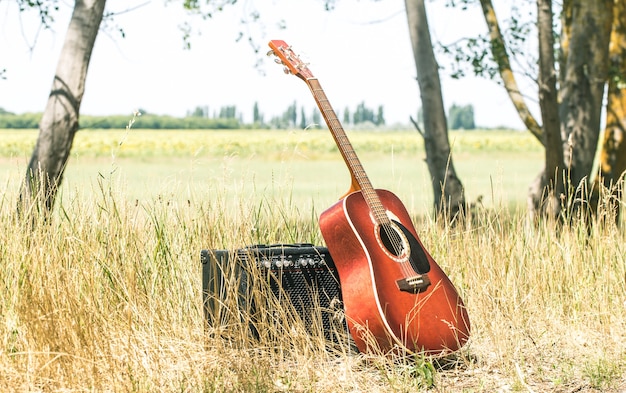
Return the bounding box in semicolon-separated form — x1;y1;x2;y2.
0;130;624;391
1;175;625;391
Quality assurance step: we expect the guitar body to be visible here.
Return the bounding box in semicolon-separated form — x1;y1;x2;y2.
320;189;470;355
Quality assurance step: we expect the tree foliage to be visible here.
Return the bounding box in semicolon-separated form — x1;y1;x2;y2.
351;102;385;126
448;103;475;130
16;0;60;28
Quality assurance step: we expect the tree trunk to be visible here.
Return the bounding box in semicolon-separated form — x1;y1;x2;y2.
558;0;573;89
476;0;613;223
527;0;565;221
19;0;106;214
404;0;466;221
557;0;612;220
590;0;626;224
528;0;612;221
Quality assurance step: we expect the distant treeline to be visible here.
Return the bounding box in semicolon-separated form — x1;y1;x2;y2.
0;101;477;130
0;112;241;130
0;101;390;130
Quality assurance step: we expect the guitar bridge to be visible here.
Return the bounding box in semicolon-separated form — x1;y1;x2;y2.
397;274;431;294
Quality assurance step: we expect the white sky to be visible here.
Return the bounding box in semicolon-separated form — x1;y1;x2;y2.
0;0;532;129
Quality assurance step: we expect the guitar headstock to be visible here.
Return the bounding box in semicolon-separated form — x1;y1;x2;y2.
267;40;314;80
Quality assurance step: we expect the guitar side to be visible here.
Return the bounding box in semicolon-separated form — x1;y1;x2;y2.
319;189;470;355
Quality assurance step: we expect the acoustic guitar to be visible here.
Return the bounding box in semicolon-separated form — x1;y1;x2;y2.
268;39;470;355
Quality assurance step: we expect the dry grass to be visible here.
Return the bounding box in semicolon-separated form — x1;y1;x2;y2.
1;175;625;392
0;129;624;391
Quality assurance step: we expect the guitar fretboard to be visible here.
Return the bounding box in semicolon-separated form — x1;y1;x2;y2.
307;78;390;225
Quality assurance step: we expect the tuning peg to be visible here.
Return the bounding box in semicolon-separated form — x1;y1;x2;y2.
283;66;290;74
274;58;284;65
266;49;275;57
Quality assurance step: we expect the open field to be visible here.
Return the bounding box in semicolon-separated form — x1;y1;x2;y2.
1;129;543;216
1;129;625;391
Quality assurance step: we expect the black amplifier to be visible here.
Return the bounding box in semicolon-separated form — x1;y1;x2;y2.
201;243;350;346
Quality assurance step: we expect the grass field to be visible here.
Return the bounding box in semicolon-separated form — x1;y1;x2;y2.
1;129;625;392
2;128;543;216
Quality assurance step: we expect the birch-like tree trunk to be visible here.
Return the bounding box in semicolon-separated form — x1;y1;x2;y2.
590;0;626;224
479;0;544;145
19;0;107;214
404;0;466;221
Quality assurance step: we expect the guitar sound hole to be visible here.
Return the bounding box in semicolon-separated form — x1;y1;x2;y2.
379;223;406;257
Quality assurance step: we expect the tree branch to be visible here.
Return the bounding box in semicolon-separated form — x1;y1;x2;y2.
479;0;544;145
409;115;424;137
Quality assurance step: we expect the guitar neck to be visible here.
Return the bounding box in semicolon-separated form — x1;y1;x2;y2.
306;78;389;224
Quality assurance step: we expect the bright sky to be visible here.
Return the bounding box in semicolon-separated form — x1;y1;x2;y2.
0;0;530;129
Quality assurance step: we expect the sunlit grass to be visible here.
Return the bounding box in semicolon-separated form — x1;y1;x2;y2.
2;128;543;217
1;129;624;391
0;128;541;158
1;171;625;391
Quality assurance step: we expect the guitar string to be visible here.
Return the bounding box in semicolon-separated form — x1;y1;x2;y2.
309;79;417;278
315;100;412;273
273;47;415;275
312;88;413;275
275;48;423;285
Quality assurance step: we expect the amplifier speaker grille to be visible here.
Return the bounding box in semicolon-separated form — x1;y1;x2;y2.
201;244;352;348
